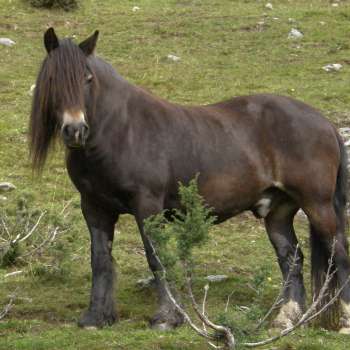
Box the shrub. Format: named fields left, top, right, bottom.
left=0, top=194, right=72, bottom=270
left=28, top=0, right=78, bottom=11
left=144, top=176, right=216, bottom=278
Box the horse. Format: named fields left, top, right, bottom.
left=29, top=28, right=350, bottom=333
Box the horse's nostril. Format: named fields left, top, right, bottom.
left=62, top=124, right=72, bottom=138
left=61, top=122, right=89, bottom=146
left=82, top=123, right=89, bottom=136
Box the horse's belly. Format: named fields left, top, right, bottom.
left=199, top=173, right=268, bottom=219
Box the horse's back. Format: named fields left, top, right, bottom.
left=196, top=94, right=341, bottom=213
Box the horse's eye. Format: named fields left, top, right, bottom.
left=86, top=73, right=93, bottom=83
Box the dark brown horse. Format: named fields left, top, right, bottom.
left=29, top=28, right=350, bottom=333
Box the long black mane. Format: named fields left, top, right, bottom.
left=29, top=39, right=96, bottom=169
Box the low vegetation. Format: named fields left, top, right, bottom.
left=28, top=0, right=78, bottom=11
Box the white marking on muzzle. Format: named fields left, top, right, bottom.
left=63, top=110, right=86, bottom=125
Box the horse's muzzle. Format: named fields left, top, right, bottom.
left=61, top=122, right=89, bottom=148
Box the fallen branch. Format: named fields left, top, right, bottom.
left=185, top=269, right=235, bottom=349
left=17, top=211, right=46, bottom=243
left=20, top=226, right=60, bottom=258
left=0, top=289, right=17, bottom=321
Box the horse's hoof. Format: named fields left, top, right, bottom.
left=151, top=322, right=174, bottom=331
left=150, top=308, right=184, bottom=330
left=339, top=327, right=350, bottom=335
left=78, top=310, right=117, bottom=329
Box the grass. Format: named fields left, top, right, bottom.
left=1, top=0, right=350, bottom=349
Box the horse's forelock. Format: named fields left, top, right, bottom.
left=29, top=40, right=88, bottom=170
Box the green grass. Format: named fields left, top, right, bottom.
left=1, top=0, right=350, bottom=349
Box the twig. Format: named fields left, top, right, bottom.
left=185, top=271, right=235, bottom=349
left=202, top=284, right=209, bottom=333
left=224, top=290, right=235, bottom=313
left=4, top=270, right=23, bottom=278
left=60, top=198, right=73, bottom=216
left=21, top=226, right=60, bottom=258
left=0, top=217, right=10, bottom=239
left=18, top=211, right=45, bottom=243
left=0, top=289, right=17, bottom=320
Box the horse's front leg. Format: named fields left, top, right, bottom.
left=135, top=193, right=184, bottom=330
left=78, top=197, right=119, bottom=328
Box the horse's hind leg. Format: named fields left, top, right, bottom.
left=264, top=201, right=306, bottom=330
left=306, top=201, right=350, bottom=333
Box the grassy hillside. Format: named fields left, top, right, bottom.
left=1, top=0, right=350, bottom=349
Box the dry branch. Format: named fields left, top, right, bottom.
left=0, top=290, right=17, bottom=321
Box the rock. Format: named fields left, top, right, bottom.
left=132, top=6, right=140, bottom=12
left=0, top=182, right=16, bottom=192
left=0, top=195, right=7, bottom=201
left=205, top=275, right=228, bottom=283
left=0, top=38, right=15, bottom=47
left=288, top=28, right=303, bottom=39
left=322, top=63, right=342, bottom=72
left=265, top=3, right=273, bottom=10
left=167, top=54, right=181, bottom=62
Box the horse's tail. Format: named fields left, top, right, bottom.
left=310, top=131, right=348, bottom=328
left=333, top=132, right=348, bottom=236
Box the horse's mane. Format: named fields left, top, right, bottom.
left=29, top=39, right=88, bottom=170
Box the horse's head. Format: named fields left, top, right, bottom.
left=29, top=28, right=99, bottom=168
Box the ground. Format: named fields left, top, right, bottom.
left=1, top=0, right=350, bottom=349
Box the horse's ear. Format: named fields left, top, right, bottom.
left=44, top=27, right=59, bottom=54
left=79, top=30, right=99, bottom=56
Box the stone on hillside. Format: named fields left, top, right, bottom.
left=0, top=182, right=16, bottom=192
left=288, top=28, right=303, bottom=39
left=265, top=3, right=273, bottom=10
left=205, top=275, right=228, bottom=283
left=167, top=54, right=181, bottom=62
left=0, top=38, right=15, bottom=47
left=322, top=63, right=342, bottom=72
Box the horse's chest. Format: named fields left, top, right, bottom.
left=67, top=159, right=133, bottom=213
